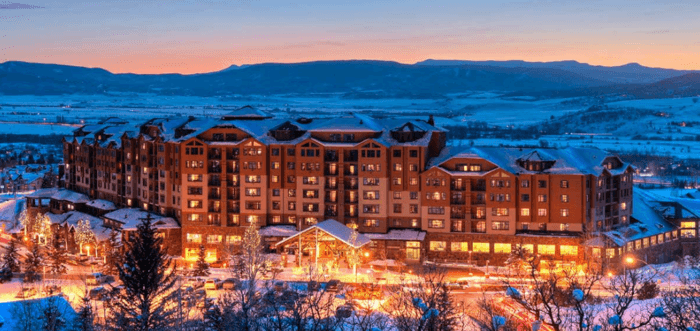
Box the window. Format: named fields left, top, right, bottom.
left=537, top=208, right=547, bottom=216
left=410, top=192, right=418, bottom=200
left=516, top=244, right=534, bottom=254
left=245, top=202, right=261, bottom=210
left=225, top=235, right=241, bottom=245
left=288, top=202, right=296, bottom=210
left=363, top=205, right=380, bottom=214
left=363, top=178, right=380, bottom=186
left=521, top=208, right=530, bottom=216
left=245, top=175, right=261, bottom=183
left=393, top=178, right=402, bottom=185
left=393, top=204, right=402, bottom=213
left=560, top=223, right=570, bottom=231
left=288, top=189, right=296, bottom=197
left=393, top=192, right=401, bottom=199
left=429, top=219, right=444, bottom=228
left=521, top=180, right=530, bottom=188
left=186, top=233, right=202, bottom=243
left=560, top=245, right=578, bottom=256
left=188, top=200, right=202, bottom=208
left=428, top=207, right=445, bottom=215
left=560, top=209, right=570, bottom=217
left=187, top=214, right=201, bottom=222
left=451, top=242, right=469, bottom=252
left=187, top=187, right=203, bottom=195
left=393, top=150, right=401, bottom=157
left=303, top=190, right=319, bottom=198
left=560, top=180, right=569, bottom=188
left=409, top=150, right=418, bottom=158
left=538, top=244, right=555, bottom=255
left=409, top=204, right=418, bottom=214
left=537, top=194, right=547, bottom=202
left=605, top=248, right=615, bottom=258
left=681, top=221, right=696, bottom=238
left=272, top=189, right=280, bottom=196
left=521, top=194, right=530, bottom=202
left=409, top=178, right=418, bottom=185
left=207, top=235, right=222, bottom=244
left=492, top=208, right=509, bottom=216
left=621, top=202, right=627, bottom=210
left=492, top=221, right=509, bottom=230
left=410, top=164, right=419, bottom=172
left=245, top=188, right=261, bottom=196
left=494, top=243, right=511, bottom=254
left=430, top=241, right=446, bottom=251
left=538, top=180, right=547, bottom=188
left=364, top=219, right=379, bottom=227
left=472, top=242, right=489, bottom=253
left=363, top=191, right=380, bottom=200
left=561, top=194, right=569, bottom=203
left=394, top=163, right=402, bottom=171
left=187, top=174, right=202, bottom=182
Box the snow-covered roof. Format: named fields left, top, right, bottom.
left=27, top=188, right=89, bottom=204
left=275, top=219, right=371, bottom=248
left=259, top=225, right=298, bottom=237
left=222, top=106, right=272, bottom=119
left=26, top=187, right=59, bottom=198
left=0, top=199, right=24, bottom=222
left=364, top=229, right=427, bottom=241
left=86, top=199, right=117, bottom=211
left=102, top=208, right=180, bottom=230
left=429, top=146, right=633, bottom=176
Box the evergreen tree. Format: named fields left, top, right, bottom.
left=111, top=213, right=177, bottom=331
left=24, top=243, right=43, bottom=283
left=2, top=237, right=21, bottom=272
left=192, top=244, right=210, bottom=277
left=41, top=295, right=65, bottom=331
left=101, top=229, right=121, bottom=276
left=47, top=240, right=67, bottom=275
left=74, top=290, right=95, bottom=331
left=202, top=304, right=225, bottom=331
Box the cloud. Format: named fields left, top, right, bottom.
left=0, top=2, right=43, bottom=9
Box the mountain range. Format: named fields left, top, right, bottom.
left=1, top=60, right=698, bottom=98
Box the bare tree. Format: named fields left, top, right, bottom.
left=657, top=256, right=700, bottom=331
left=385, top=265, right=457, bottom=331
left=470, top=294, right=518, bottom=331
left=599, top=268, right=664, bottom=331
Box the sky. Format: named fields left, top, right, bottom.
left=1, top=0, right=700, bottom=74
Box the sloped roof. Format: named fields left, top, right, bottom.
left=364, top=229, right=426, bottom=241
left=429, top=146, right=632, bottom=176
left=275, top=219, right=371, bottom=248
left=103, top=208, right=180, bottom=230
left=86, top=199, right=117, bottom=211
left=222, top=106, right=271, bottom=119
left=50, top=189, right=89, bottom=203
left=259, top=225, right=298, bottom=237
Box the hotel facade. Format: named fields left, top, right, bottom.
left=59, top=108, right=638, bottom=269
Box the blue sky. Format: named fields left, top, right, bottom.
left=1, top=0, right=699, bottom=73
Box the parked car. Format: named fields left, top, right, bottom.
left=222, top=278, right=239, bottom=290
left=336, top=304, right=353, bottom=319
left=15, top=287, right=37, bottom=299
left=89, top=286, right=110, bottom=300
left=86, top=272, right=108, bottom=285
left=326, top=280, right=343, bottom=292
left=204, top=278, right=222, bottom=290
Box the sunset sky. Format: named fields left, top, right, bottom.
left=1, top=0, right=699, bottom=74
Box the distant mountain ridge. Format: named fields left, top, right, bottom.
left=0, top=59, right=697, bottom=97
left=416, top=59, right=694, bottom=84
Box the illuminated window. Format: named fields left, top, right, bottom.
left=561, top=194, right=569, bottom=203
left=606, top=248, right=615, bottom=258
left=494, top=243, right=511, bottom=254
left=225, top=235, right=241, bottom=245
left=451, top=242, right=469, bottom=252
left=187, top=174, right=202, bottom=182
left=472, top=242, right=489, bottom=253
left=620, top=202, right=627, bottom=210
left=560, top=245, right=578, bottom=256
left=492, top=221, right=509, bottom=230
left=188, top=200, right=202, bottom=208
left=560, top=209, right=570, bottom=217
left=186, top=233, right=202, bottom=243
left=207, top=235, right=222, bottom=244
left=429, top=219, right=444, bottom=228
left=538, top=244, right=555, bottom=255
left=538, top=208, right=547, bottom=217
left=430, top=241, right=446, bottom=251
left=521, top=208, right=530, bottom=216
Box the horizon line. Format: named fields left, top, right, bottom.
left=2, top=58, right=697, bottom=76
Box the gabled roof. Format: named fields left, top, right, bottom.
left=275, top=219, right=371, bottom=248
left=102, top=208, right=180, bottom=230
left=222, top=106, right=272, bottom=119
left=364, top=229, right=426, bottom=241
left=26, top=188, right=88, bottom=203
left=86, top=199, right=117, bottom=211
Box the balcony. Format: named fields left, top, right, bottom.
left=451, top=199, right=466, bottom=205
left=451, top=185, right=467, bottom=191
left=226, top=166, right=239, bottom=173
left=227, top=216, right=239, bottom=227
left=451, top=213, right=467, bottom=219
left=209, top=206, right=221, bottom=213
left=472, top=199, right=486, bottom=206
left=207, top=219, right=221, bottom=226
left=228, top=208, right=240, bottom=214
left=208, top=152, right=221, bottom=160
left=345, top=183, right=358, bottom=190
left=345, top=212, right=358, bottom=217
left=345, top=197, right=358, bottom=203
left=209, top=192, right=221, bottom=199
left=325, top=211, right=338, bottom=217
left=325, top=182, right=338, bottom=189
left=471, top=214, right=486, bottom=220
left=208, top=166, right=221, bottom=174
left=472, top=185, right=486, bottom=192
left=208, top=179, right=221, bottom=186
left=227, top=180, right=239, bottom=187
left=344, top=170, right=358, bottom=176
left=226, top=153, right=238, bottom=160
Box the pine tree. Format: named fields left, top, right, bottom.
left=202, top=304, right=225, bottom=331
left=111, top=213, right=177, bottom=331
left=24, top=243, right=43, bottom=283
left=2, top=237, right=21, bottom=272
left=192, top=244, right=210, bottom=277
left=101, top=229, right=121, bottom=276
left=41, top=295, right=65, bottom=331
left=47, top=240, right=67, bottom=275
left=74, top=290, right=95, bottom=331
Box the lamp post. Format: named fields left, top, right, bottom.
left=625, top=256, right=665, bottom=290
